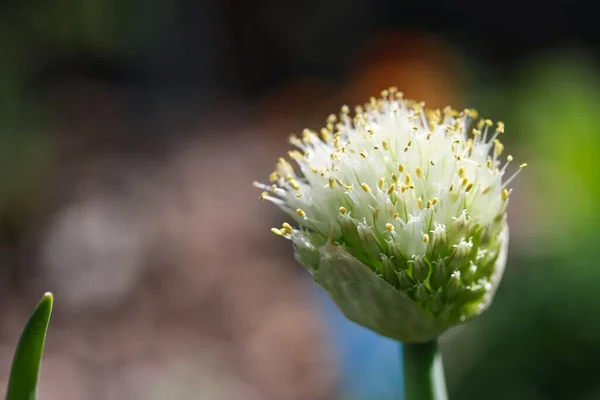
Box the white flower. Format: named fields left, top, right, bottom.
left=255, top=88, right=524, bottom=342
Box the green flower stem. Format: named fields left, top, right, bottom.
left=403, top=339, right=448, bottom=400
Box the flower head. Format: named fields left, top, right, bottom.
left=255, top=88, right=524, bottom=342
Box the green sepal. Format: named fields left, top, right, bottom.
left=313, top=244, right=447, bottom=343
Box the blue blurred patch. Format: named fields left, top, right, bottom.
left=315, top=288, right=404, bottom=400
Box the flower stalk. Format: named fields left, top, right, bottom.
left=403, top=340, right=447, bottom=400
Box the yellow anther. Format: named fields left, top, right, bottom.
left=465, top=183, right=474, bottom=192
left=426, top=201, right=432, bottom=209
left=289, top=179, right=300, bottom=190
left=271, top=228, right=284, bottom=236
left=341, top=105, right=350, bottom=114
left=415, top=167, right=423, bottom=178
left=361, top=183, right=372, bottom=193
left=507, top=155, right=513, bottom=162
left=494, top=139, right=504, bottom=155
left=282, top=222, right=293, bottom=233
left=449, top=184, right=455, bottom=191
left=302, top=129, right=314, bottom=143
left=484, top=119, right=493, bottom=126
left=344, top=184, right=354, bottom=190
left=327, top=114, right=337, bottom=124
left=422, top=234, right=430, bottom=244
left=311, top=167, right=318, bottom=173
left=269, top=172, right=279, bottom=182
left=501, top=189, right=509, bottom=201
left=472, top=128, right=481, bottom=136
left=329, top=177, right=335, bottom=189
left=320, top=128, right=331, bottom=142
left=458, top=167, right=466, bottom=178
left=496, top=121, right=505, bottom=133
left=482, top=186, right=492, bottom=194
left=430, top=160, right=435, bottom=166
left=360, top=151, right=368, bottom=158
left=374, top=208, right=380, bottom=219
left=296, top=193, right=303, bottom=198
left=382, top=140, right=389, bottom=150
left=519, top=163, right=528, bottom=168
left=405, top=173, right=412, bottom=185
left=378, top=177, right=385, bottom=190
left=296, top=208, right=307, bottom=218
left=391, top=173, right=399, bottom=183
left=260, top=191, right=268, bottom=201
left=339, top=206, right=348, bottom=215
left=399, top=164, right=405, bottom=173
left=486, top=160, right=493, bottom=168
left=288, top=150, right=303, bottom=160
left=401, top=185, right=409, bottom=193
left=431, top=197, right=439, bottom=205
left=387, top=184, right=396, bottom=195
left=385, top=223, right=395, bottom=232
left=417, top=197, right=423, bottom=209
left=461, top=178, right=469, bottom=187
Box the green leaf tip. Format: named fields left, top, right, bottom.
left=5, top=293, right=54, bottom=400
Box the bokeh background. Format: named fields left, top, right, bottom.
left=0, top=0, right=598, bottom=399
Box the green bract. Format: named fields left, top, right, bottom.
left=255, top=89, right=522, bottom=343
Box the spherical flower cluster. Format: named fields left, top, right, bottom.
left=255, top=88, right=525, bottom=342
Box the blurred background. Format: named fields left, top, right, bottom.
left=0, top=0, right=598, bottom=399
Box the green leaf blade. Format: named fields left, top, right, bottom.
left=5, top=293, right=54, bottom=400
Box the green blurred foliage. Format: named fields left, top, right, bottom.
left=514, top=53, right=600, bottom=245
